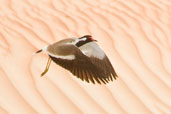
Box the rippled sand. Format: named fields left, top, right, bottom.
left=0, top=0, right=170, bottom=114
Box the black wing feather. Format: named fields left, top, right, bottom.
left=48, top=44, right=117, bottom=84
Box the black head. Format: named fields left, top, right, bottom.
left=75, top=35, right=97, bottom=47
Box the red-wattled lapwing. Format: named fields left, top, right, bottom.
left=34, top=35, right=118, bottom=84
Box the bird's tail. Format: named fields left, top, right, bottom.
left=32, top=49, right=42, bottom=55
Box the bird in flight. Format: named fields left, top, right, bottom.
left=34, top=35, right=118, bottom=84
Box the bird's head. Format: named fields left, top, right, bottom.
left=75, top=35, right=97, bottom=47
left=79, top=35, right=97, bottom=42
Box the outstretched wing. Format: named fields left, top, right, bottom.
left=79, top=42, right=118, bottom=81
left=48, top=44, right=115, bottom=84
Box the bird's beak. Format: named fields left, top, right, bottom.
left=93, top=39, right=97, bottom=42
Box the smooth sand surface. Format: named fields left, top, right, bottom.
left=0, top=0, right=170, bottom=114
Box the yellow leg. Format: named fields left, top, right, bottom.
left=41, top=57, right=52, bottom=77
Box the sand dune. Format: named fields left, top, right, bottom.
left=0, top=0, right=170, bottom=114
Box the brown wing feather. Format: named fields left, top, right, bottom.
left=89, top=56, right=118, bottom=81
left=49, top=55, right=104, bottom=84
left=48, top=45, right=117, bottom=84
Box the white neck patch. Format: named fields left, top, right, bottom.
left=72, top=37, right=87, bottom=45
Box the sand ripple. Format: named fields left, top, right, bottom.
left=0, top=0, right=170, bottom=114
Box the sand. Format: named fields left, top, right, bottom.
left=0, top=0, right=170, bottom=114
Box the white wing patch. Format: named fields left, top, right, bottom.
left=42, top=45, right=75, bottom=60
left=48, top=53, right=75, bottom=60
left=79, top=42, right=105, bottom=60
